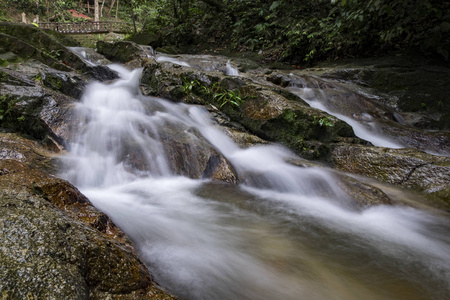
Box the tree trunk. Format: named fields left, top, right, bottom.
left=115, top=0, right=119, bottom=20
left=109, top=0, right=115, bottom=17
left=94, top=0, right=99, bottom=22
left=100, top=0, right=105, bottom=18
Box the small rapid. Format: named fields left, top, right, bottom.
left=61, top=63, right=450, bottom=300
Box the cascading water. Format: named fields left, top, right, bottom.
left=287, top=78, right=404, bottom=149
left=225, top=60, right=240, bottom=76
left=61, top=62, right=450, bottom=300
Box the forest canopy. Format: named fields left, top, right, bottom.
left=1, top=0, right=449, bottom=64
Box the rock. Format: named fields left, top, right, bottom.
left=222, top=86, right=357, bottom=159
left=0, top=31, right=73, bottom=72
left=97, top=40, right=155, bottom=65
left=0, top=134, right=175, bottom=299
left=330, top=144, right=450, bottom=208
left=0, top=132, right=60, bottom=174
left=130, top=33, right=161, bottom=47
left=0, top=79, right=78, bottom=146
left=337, top=174, right=394, bottom=207
left=0, top=23, right=118, bottom=82
left=158, top=124, right=238, bottom=184
left=317, top=56, right=450, bottom=130
left=224, top=128, right=269, bottom=148
left=155, top=45, right=179, bottom=55
left=142, top=58, right=358, bottom=160
left=266, top=68, right=450, bottom=156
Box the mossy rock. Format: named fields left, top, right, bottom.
left=142, top=59, right=358, bottom=160
left=130, top=33, right=161, bottom=47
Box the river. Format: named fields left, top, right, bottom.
left=61, top=57, right=450, bottom=300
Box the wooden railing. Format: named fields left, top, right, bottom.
left=38, top=22, right=133, bottom=34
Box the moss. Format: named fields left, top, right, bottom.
left=44, top=73, right=63, bottom=90
left=0, top=94, right=47, bottom=140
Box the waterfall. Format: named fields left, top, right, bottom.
left=61, top=64, right=450, bottom=300
left=288, top=83, right=404, bottom=149
left=225, top=60, right=239, bottom=76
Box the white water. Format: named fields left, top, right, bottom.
left=290, top=87, right=404, bottom=148
left=156, top=55, right=191, bottom=67
left=225, top=60, right=239, bottom=76
left=62, top=65, right=450, bottom=300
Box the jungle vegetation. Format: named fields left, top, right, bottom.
left=1, top=0, right=449, bottom=64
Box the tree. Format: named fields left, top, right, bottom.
left=94, top=0, right=99, bottom=22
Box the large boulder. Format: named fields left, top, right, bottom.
left=97, top=40, right=155, bottom=68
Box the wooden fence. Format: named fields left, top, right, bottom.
left=38, top=22, right=133, bottom=34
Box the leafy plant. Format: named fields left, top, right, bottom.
left=181, top=78, right=199, bottom=95
left=0, top=95, right=19, bottom=121
left=314, top=116, right=334, bottom=128
left=214, top=89, right=244, bottom=108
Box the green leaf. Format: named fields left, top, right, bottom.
left=269, top=1, right=281, bottom=11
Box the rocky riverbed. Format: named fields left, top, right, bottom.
left=1, top=22, right=449, bottom=298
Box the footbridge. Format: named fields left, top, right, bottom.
left=38, top=22, right=133, bottom=34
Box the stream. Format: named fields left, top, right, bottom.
left=61, top=55, right=450, bottom=300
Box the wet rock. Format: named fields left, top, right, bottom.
left=0, top=132, right=60, bottom=174
left=330, top=144, right=450, bottom=207
left=337, top=175, right=394, bottom=207
left=0, top=134, right=175, bottom=299
left=130, top=33, right=161, bottom=47
left=155, top=45, right=179, bottom=55
left=317, top=56, right=450, bottom=130
left=159, top=124, right=238, bottom=184
left=142, top=60, right=357, bottom=160
left=224, top=128, right=269, bottom=148
left=223, top=86, right=356, bottom=159
left=0, top=81, right=78, bottom=146
left=266, top=69, right=450, bottom=156
left=0, top=31, right=73, bottom=72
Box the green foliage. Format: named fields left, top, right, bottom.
left=34, top=73, right=42, bottom=82
left=181, top=76, right=245, bottom=108
left=181, top=78, right=198, bottom=94
left=0, top=95, right=24, bottom=123
left=214, top=89, right=244, bottom=108
left=136, top=0, right=449, bottom=63
left=314, top=116, right=334, bottom=128
left=0, top=59, right=9, bottom=67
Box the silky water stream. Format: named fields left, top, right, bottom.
left=61, top=64, right=450, bottom=300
